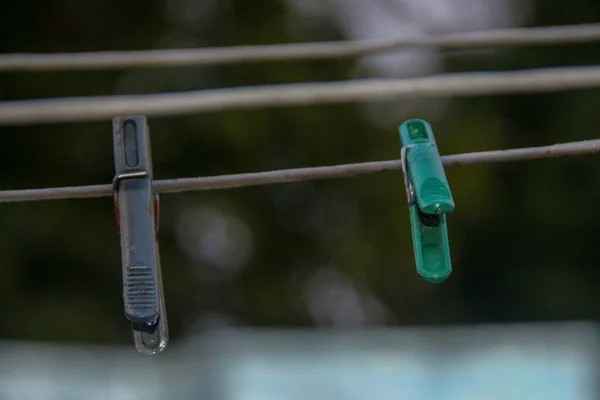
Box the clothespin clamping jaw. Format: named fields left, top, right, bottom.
left=399, top=119, right=455, bottom=283
left=113, top=116, right=168, bottom=354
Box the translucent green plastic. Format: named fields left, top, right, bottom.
left=399, top=119, right=454, bottom=283
left=408, top=206, right=451, bottom=283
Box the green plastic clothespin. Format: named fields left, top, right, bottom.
left=399, top=119, right=454, bottom=283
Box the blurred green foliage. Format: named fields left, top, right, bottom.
left=0, top=0, right=599, bottom=347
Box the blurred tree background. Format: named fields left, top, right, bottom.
left=0, top=0, right=598, bottom=347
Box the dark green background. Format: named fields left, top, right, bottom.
left=0, top=0, right=599, bottom=346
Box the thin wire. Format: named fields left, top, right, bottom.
left=0, top=138, right=598, bottom=203
left=3, top=66, right=600, bottom=126
left=2, top=24, right=600, bottom=71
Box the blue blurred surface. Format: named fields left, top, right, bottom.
left=0, top=322, right=597, bottom=399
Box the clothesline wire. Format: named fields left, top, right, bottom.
left=1, top=26, right=599, bottom=204
left=3, top=65, right=600, bottom=126
left=2, top=23, right=600, bottom=71
left=0, top=138, right=598, bottom=204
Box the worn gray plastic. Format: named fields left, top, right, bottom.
left=113, top=115, right=168, bottom=354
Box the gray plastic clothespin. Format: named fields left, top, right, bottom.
left=112, top=115, right=168, bottom=355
